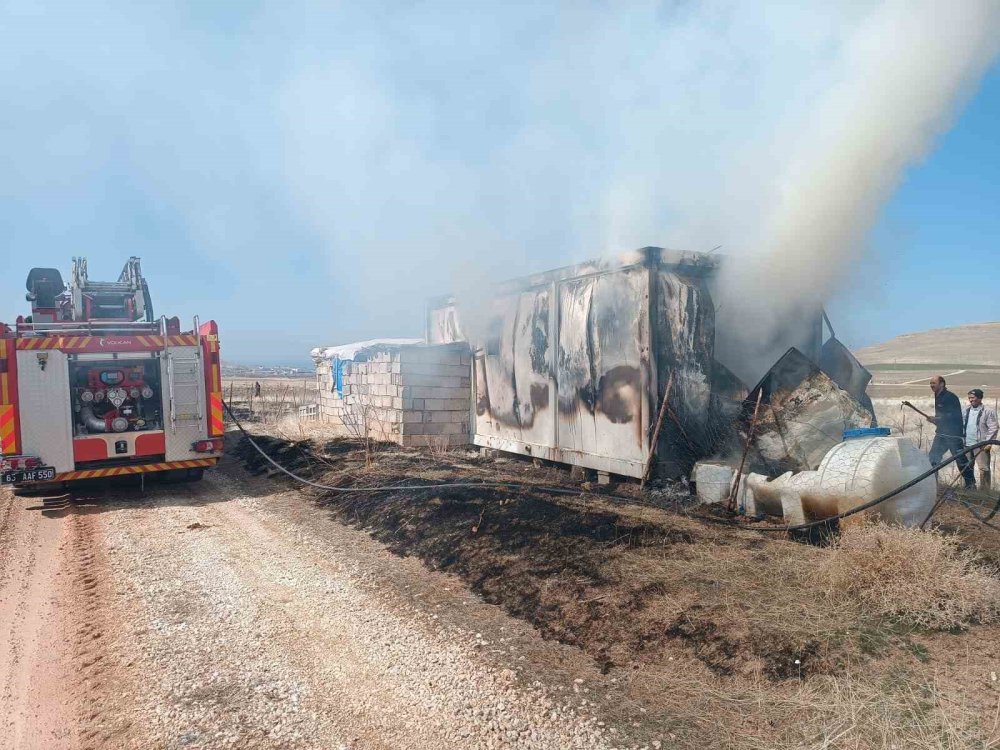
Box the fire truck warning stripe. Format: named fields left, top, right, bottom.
left=209, top=395, right=224, bottom=436
left=14, top=334, right=202, bottom=352
left=0, top=406, right=17, bottom=454
left=53, top=458, right=217, bottom=481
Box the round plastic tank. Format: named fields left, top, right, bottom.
left=805, top=436, right=935, bottom=526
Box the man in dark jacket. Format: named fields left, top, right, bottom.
left=928, top=375, right=974, bottom=487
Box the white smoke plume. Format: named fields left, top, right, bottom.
left=0, top=3, right=997, bottom=364
left=714, top=0, right=1000, bottom=384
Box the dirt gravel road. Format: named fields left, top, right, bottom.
left=0, top=455, right=628, bottom=750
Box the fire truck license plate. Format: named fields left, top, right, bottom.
left=1, top=466, right=56, bottom=484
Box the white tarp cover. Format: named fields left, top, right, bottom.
left=310, top=338, right=423, bottom=362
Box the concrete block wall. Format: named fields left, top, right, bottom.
left=313, top=344, right=471, bottom=447
left=315, top=360, right=352, bottom=436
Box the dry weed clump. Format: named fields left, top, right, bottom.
left=633, top=664, right=992, bottom=750
left=821, top=523, right=1000, bottom=630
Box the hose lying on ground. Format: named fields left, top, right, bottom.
left=224, top=399, right=637, bottom=500
left=223, top=400, right=1000, bottom=533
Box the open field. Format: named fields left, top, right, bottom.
left=859, top=324, right=1000, bottom=480
left=6, top=336, right=1000, bottom=748
left=857, top=322, right=1000, bottom=367
left=868, top=366, right=1000, bottom=403
left=222, top=376, right=318, bottom=425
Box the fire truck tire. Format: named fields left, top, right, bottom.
left=12, top=482, right=64, bottom=497
left=159, top=467, right=205, bottom=483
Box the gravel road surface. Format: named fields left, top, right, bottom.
left=0, top=455, right=632, bottom=750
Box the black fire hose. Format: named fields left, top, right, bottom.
left=223, top=398, right=640, bottom=500
left=223, top=399, right=999, bottom=533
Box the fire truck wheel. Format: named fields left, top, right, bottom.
left=159, top=467, right=205, bottom=483
left=12, top=482, right=63, bottom=497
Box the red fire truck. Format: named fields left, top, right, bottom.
left=0, top=258, right=224, bottom=487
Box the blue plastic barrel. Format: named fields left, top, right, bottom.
left=843, top=427, right=891, bottom=440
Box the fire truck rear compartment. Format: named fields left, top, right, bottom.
left=8, top=258, right=222, bottom=480
left=70, top=357, right=166, bottom=467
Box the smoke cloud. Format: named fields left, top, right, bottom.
left=0, top=3, right=997, bottom=364
left=714, top=0, right=1000, bottom=384
left=275, top=1, right=865, bottom=345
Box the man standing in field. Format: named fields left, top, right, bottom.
left=963, top=388, right=998, bottom=489
left=928, top=375, right=975, bottom=487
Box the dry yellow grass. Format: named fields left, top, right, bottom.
left=630, top=664, right=996, bottom=750
left=821, top=523, right=1000, bottom=630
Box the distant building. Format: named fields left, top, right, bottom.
left=311, top=339, right=471, bottom=448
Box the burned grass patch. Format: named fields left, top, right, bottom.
left=233, top=435, right=315, bottom=475
left=231, top=431, right=1000, bottom=685
left=232, top=433, right=849, bottom=678
left=332, top=484, right=858, bottom=679
left=229, top=429, right=1000, bottom=747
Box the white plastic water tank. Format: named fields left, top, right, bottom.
left=806, top=436, right=936, bottom=527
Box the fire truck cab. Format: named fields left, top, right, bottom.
left=1, top=257, right=224, bottom=487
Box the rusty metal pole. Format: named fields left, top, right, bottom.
left=640, top=371, right=674, bottom=490
left=728, top=387, right=764, bottom=513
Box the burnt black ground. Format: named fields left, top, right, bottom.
left=231, top=433, right=854, bottom=679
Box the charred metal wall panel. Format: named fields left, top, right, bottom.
left=436, top=248, right=715, bottom=478
left=475, top=288, right=554, bottom=449
left=555, top=268, right=648, bottom=467
left=653, top=270, right=715, bottom=476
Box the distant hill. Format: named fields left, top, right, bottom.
left=855, top=322, right=1000, bottom=367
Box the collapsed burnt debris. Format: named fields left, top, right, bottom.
left=701, top=350, right=939, bottom=529
left=744, top=347, right=875, bottom=475
left=426, top=246, right=876, bottom=484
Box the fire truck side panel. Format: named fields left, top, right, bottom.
left=72, top=431, right=167, bottom=463
left=15, top=349, right=75, bottom=472
left=161, top=345, right=208, bottom=462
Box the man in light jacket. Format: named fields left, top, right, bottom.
left=963, top=388, right=999, bottom=489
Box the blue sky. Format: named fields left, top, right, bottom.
left=1, top=2, right=997, bottom=365
left=827, top=61, right=1000, bottom=348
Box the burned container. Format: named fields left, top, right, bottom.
left=427, top=247, right=717, bottom=478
